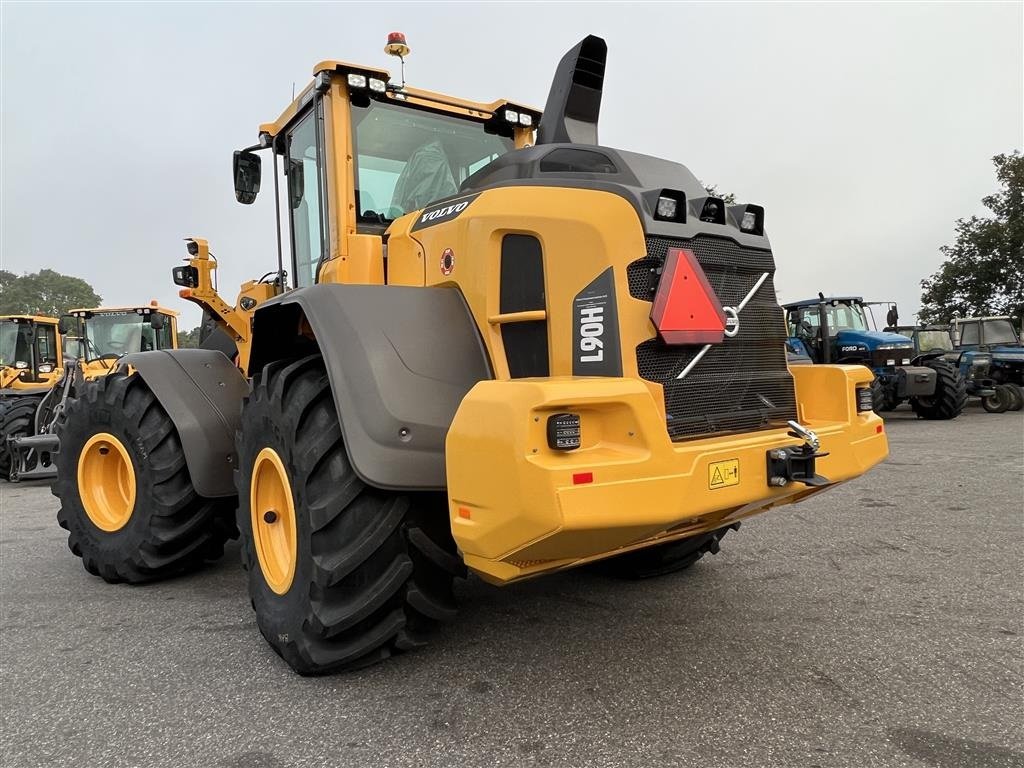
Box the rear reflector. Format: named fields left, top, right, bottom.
left=650, top=247, right=726, bottom=345
left=572, top=472, right=593, bottom=485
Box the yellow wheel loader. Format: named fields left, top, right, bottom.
left=54, top=35, right=887, bottom=674
left=0, top=314, right=63, bottom=477
left=5, top=304, right=178, bottom=481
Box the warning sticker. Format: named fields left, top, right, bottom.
left=708, top=459, right=740, bottom=489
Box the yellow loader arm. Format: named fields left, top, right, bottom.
left=173, top=237, right=280, bottom=370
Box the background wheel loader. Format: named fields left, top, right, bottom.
left=1, top=314, right=64, bottom=477
left=54, top=34, right=888, bottom=675
left=3, top=304, right=178, bottom=481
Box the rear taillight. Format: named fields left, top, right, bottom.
left=856, top=387, right=874, bottom=413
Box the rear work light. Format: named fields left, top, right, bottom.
left=856, top=387, right=874, bottom=413
left=653, top=189, right=686, bottom=222
left=547, top=413, right=581, bottom=450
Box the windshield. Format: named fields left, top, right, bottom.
left=983, top=319, right=1020, bottom=345
left=82, top=313, right=171, bottom=360
left=916, top=330, right=953, bottom=352
left=351, top=100, right=514, bottom=227
left=788, top=301, right=869, bottom=337
left=0, top=320, right=24, bottom=367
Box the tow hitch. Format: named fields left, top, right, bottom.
left=766, top=420, right=830, bottom=488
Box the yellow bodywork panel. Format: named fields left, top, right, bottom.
left=447, top=365, right=886, bottom=584
left=388, top=186, right=657, bottom=388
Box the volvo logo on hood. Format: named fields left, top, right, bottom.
left=410, top=193, right=480, bottom=232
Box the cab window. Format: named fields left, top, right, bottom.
left=286, top=108, right=327, bottom=288
left=351, top=100, right=513, bottom=230
left=981, top=319, right=1019, bottom=345
left=958, top=322, right=979, bottom=346
left=36, top=324, right=58, bottom=364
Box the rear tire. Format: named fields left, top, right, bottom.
left=590, top=524, right=738, bottom=579
left=1005, top=384, right=1023, bottom=412
left=910, top=359, right=966, bottom=420
left=0, top=396, right=41, bottom=479
left=236, top=354, right=463, bottom=676
left=54, top=371, right=236, bottom=583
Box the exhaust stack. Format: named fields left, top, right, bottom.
left=536, top=35, right=607, bottom=146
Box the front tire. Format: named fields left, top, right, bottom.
left=54, top=371, right=236, bottom=583
left=870, top=379, right=899, bottom=412
left=236, top=355, right=463, bottom=676
left=910, top=359, right=966, bottom=420
left=0, top=396, right=41, bottom=479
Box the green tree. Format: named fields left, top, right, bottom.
left=176, top=326, right=202, bottom=348
left=702, top=184, right=737, bottom=205
left=0, top=269, right=102, bottom=317
left=919, top=152, right=1023, bottom=324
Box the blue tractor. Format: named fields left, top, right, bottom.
left=950, top=316, right=1024, bottom=412
left=783, top=296, right=966, bottom=419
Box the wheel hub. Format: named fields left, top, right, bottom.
left=250, top=447, right=297, bottom=595
left=77, top=432, right=136, bottom=532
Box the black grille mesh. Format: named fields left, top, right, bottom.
left=630, top=236, right=797, bottom=440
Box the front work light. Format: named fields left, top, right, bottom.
left=347, top=73, right=367, bottom=89
left=518, top=113, right=533, bottom=127
left=740, top=211, right=757, bottom=231
left=547, top=413, right=581, bottom=451
left=368, top=78, right=387, bottom=93
left=504, top=109, right=519, bottom=123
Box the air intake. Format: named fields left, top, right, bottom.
left=536, top=35, right=607, bottom=146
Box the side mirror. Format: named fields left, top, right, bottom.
left=58, top=315, right=76, bottom=335
left=149, top=313, right=166, bottom=331
left=287, top=159, right=305, bottom=210
left=233, top=150, right=261, bottom=205
left=886, top=305, right=899, bottom=328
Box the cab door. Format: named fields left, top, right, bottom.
left=284, top=99, right=329, bottom=288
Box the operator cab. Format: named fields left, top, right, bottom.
left=785, top=297, right=871, bottom=363
left=953, top=317, right=1021, bottom=349
left=0, top=316, right=60, bottom=383
left=232, top=36, right=538, bottom=291
left=64, top=306, right=178, bottom=364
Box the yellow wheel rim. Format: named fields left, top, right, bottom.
left=250, top=447, right=298, bottom=595
left=77, top=432, right=137, bottom=532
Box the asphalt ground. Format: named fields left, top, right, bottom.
left=1, top=403, right=1022, bottom=768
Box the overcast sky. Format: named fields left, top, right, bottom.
left=2, top=2, right=1021, bottom=329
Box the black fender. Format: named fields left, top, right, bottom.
left=249, top=284, right=492, bottom=490
left=911, top=350, right=946, bottom=366
left=122, top=349, right=248, bottom=498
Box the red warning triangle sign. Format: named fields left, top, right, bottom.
left=651, top=247, right=726, bottom=345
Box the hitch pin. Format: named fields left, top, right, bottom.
left=786, top=419, right=820, bottom=453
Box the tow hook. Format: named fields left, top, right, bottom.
left=766, top=420, right=830, bottom=488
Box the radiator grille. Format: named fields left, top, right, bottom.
left=629, top=236, right=797, bottom=440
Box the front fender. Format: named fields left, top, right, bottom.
left=123, top=349, right=248, bottom=498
